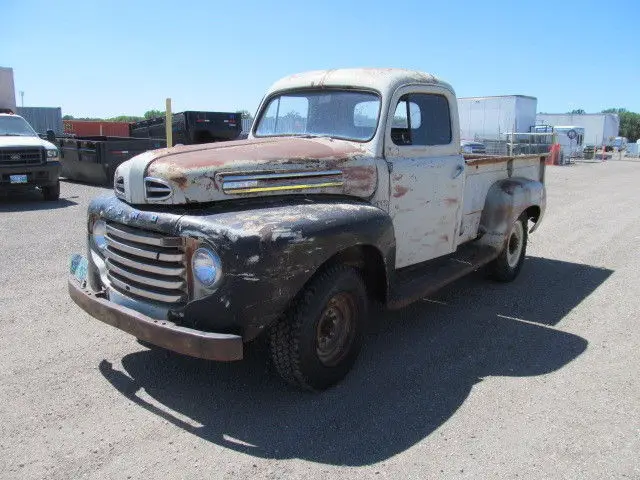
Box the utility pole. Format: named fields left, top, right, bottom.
left=19, top=91, right=24, bottom=107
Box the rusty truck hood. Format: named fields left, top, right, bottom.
left=115, top=136, right=378, bottom=205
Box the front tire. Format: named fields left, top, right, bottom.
left=42, top=181, right=60, bottom=201
left=487, top=215, right=528, bottom=282
left=269, top=265, right=368, bottom=391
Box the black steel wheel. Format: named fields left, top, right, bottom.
left=269, top=264, right=367, bottom=391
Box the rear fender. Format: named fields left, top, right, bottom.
left=477, top=178, right=546, bottom=250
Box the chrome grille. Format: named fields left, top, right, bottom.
left=114, top=176, right=125, bottom=197
left=104, top=221, right=187, bottom=304
left=145, top=177, right=172, bottom=200
left=0, top=148, right=44, bottom=166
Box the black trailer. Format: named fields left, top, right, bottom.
left=57, top=136, right=166, bottom=186
left=130, top=111, right=242, bottom=146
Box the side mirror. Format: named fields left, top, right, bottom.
left=46, top=129, right=56, bottom=143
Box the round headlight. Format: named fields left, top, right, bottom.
left=92, top=219, right=107, bottom=252
left=192, top=247, right=222, bottom=288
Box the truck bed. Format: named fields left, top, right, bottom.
left=57, top=136, right=166, bottom=186
left=458, top=154, right=546, bottom=245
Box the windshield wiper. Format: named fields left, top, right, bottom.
left=1, top=133, right=25, bottom=136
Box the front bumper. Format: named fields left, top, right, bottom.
left=0, top=161, right=61, bottom=189
left=68, top=276, right=243, bottom=361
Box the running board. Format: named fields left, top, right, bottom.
left=388, top=243, right=498, bottom=310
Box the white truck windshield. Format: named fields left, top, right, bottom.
left=254, top=90, right=380, bottom=142
left=0, top=116, right=38, bottom=137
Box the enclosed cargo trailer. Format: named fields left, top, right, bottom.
left=535, top=113, right=619, bottom=147
left=0, top=66, right=17, bottom=113
left=458, top=95, right=538, bottom=141
left=17, top=107, right=63, bottom=135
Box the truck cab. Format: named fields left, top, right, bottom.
left=0, top=112, right=61, bottom=200
left=69, top=68, right=546, bottom=391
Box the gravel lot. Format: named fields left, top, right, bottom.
left=1, top=160, right=639, bottom=479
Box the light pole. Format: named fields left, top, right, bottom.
left=19, top=91, right=24, bottom=107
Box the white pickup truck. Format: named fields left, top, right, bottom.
left=69, top=68, right=546, bottom=391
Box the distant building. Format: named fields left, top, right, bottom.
left=535, top=113, right=619, bottom=146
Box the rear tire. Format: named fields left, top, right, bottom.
left=42, top=181, right=60, bottom=201
left=269, top=264, right=368, bottom=391
left=487, top=215, right=528, bottom=282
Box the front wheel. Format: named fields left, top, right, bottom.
left=42, top=181, right=60, bottom=201
left=269, top=265, right=368, bottom=391
left=487, top=215, right=528, bottom=282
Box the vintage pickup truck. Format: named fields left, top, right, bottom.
left=69, top=68, right=546, bottom=391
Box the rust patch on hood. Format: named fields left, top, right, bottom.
left=147, top=137, right=365, bottom=171
left=393, top=185, right=409, bottom=198
left=144, top=137, right=377, bottom=204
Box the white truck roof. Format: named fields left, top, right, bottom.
left=265, top=68, right=455, bottom=96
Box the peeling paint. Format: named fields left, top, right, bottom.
left=393, top=185, right=409, bottom=198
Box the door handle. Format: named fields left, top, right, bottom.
left=452, top=165, right=464, bottom=179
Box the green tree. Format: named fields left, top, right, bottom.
left=63, top=114, right=75, bottom=120
left=602, top=108, right=640, bottom=142
left=144, top=109, right=165, bottom=120
left=568, top=109, right=586, bottom=114
left=236, top=109, right=253, bottom=120
left=107, top=115, right=143, bottom=122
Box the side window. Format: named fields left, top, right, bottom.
left=391, top=93, right=452, bottom=146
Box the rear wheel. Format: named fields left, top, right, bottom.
left=487, top=215, right=528, bottom=282
left=42, top=180, right=60, bottom=201
left=269, top=265, right=368, bottom=391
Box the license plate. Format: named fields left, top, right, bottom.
left=10, top=174, right=28, bottom=184
left=70, top=254, right=88, bottom=284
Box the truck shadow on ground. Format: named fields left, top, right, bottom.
left=0, top=192, right=78, bottom=212
left=99, top=256, right=612, bottom=466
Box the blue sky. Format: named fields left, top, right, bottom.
left=2, top=0, right=638, bottom=117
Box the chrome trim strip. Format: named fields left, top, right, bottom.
left=106, top=236, right=183, bottom=262
left=222, top=170, right=342, bottom=182
left=108, top=273, right=185, bottom=303
left=225, top=181, right=344, bottom=194
left=106, top=260, right=185, bottom=290
left=103, top=248, right=185, bottom=276
left=106, top=223, right=182, bottom=248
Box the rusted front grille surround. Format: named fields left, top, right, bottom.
left=103, top=221, right=188, bottom=305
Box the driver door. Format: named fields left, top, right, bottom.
left=385, top=87, right=465, bottom=268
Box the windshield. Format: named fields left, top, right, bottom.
left=0, top=116, right=38, bottom=137
left=254, top=90, right=380, bottom=142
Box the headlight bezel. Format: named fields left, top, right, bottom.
left=91, top=218, right=108, bottom=253
left=46, top=148, right=59, bottom=160
left=191, top=246, right=223, bottom=290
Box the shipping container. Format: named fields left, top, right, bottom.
left=0, top=66, right=16, bottom=112
left=64, top=120, right=131, bottom=137
left=535, top=113, right=619, bottom=147
left=458, top=95, right=538, bottom=141
left=17, top=106, right=63, bottom=135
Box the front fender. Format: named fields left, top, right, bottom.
left=477, top=178, right=546, bottom=250
left=176, top=196, right=395, bottom=339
